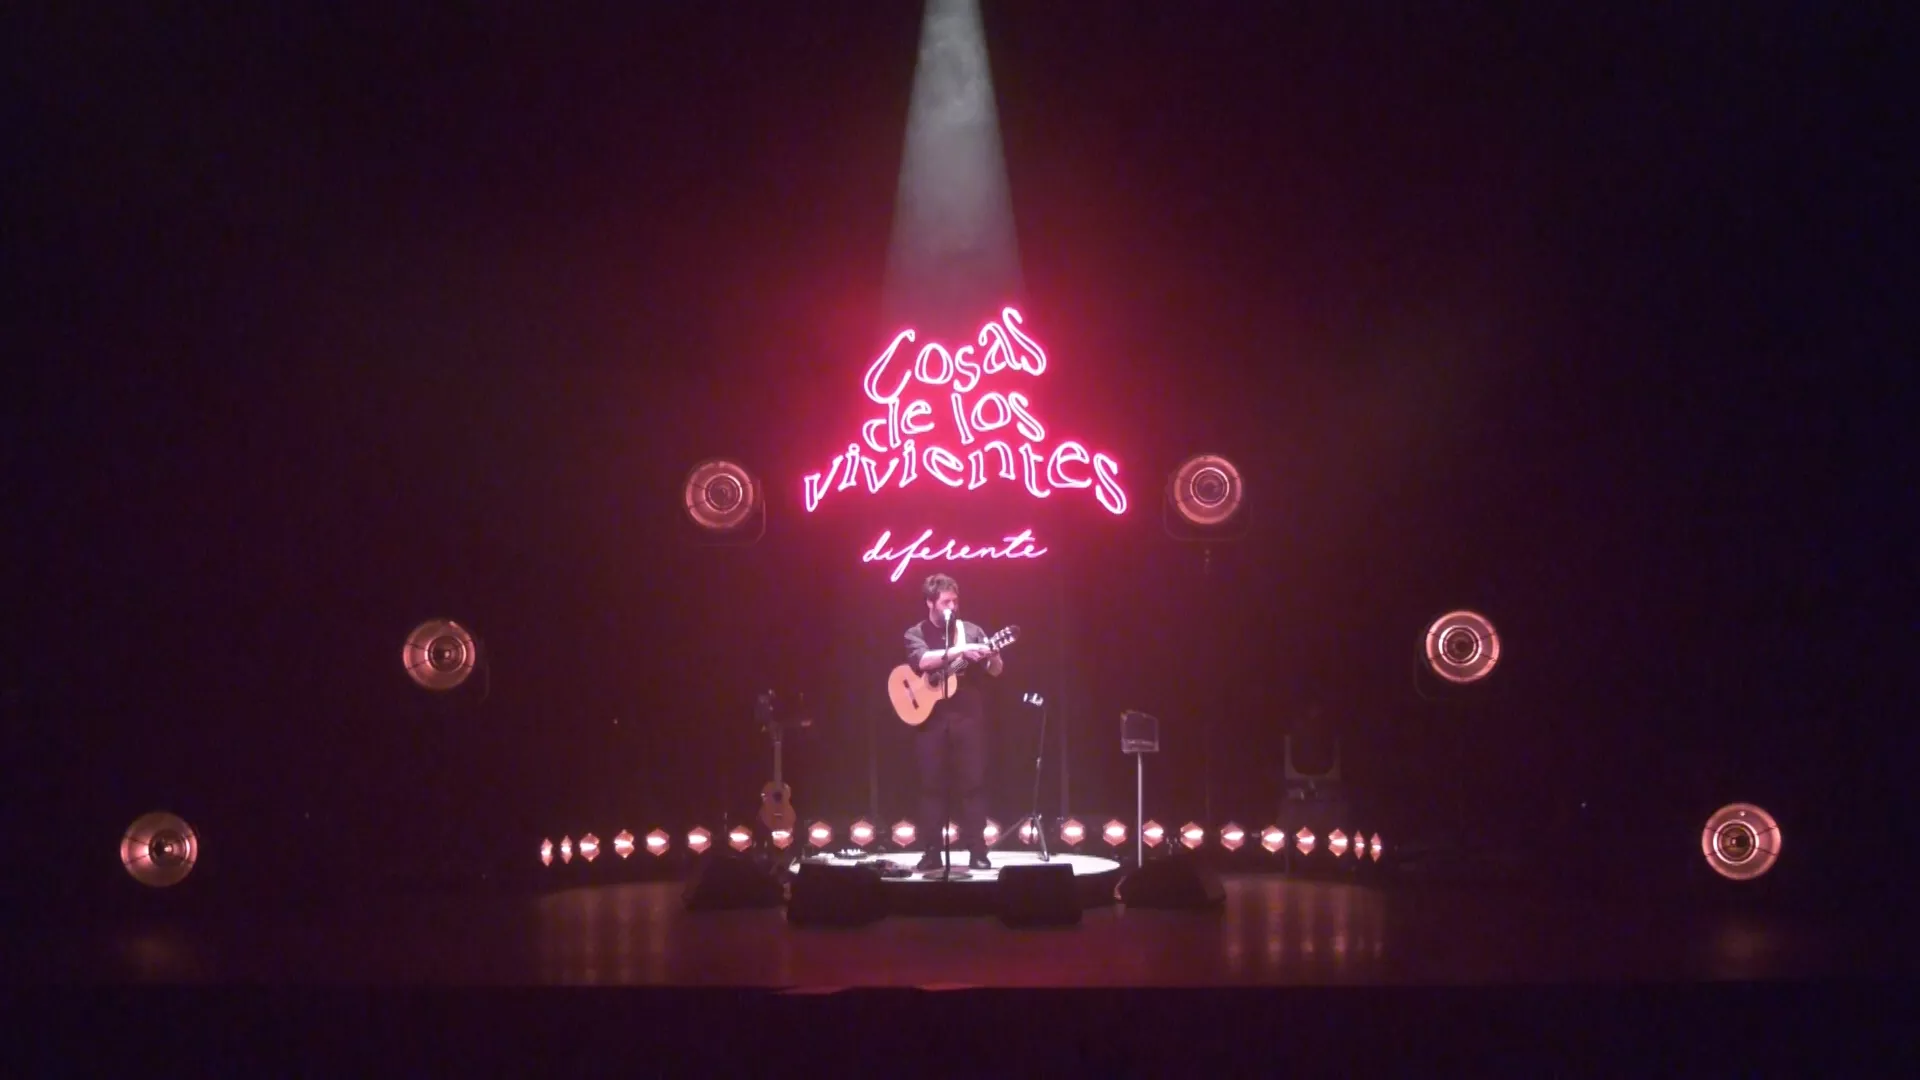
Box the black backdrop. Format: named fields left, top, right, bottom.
left=5, top=4, right=1905, bottom=902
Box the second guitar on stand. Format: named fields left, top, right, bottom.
left=756, top=690, right=798, bottom=835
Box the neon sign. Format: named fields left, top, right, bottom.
left=803, top=308, right=1127, bottom=517
left=861, top=528, right=1047, bottom=583
left=804, top=309, right=1125, bottom=578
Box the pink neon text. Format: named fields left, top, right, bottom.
left=862, top=528, right=1049, bottom=583
left=806, top=308, right=1127, bottom=517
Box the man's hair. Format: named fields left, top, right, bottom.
left=922, top=573, right=959, bottom=602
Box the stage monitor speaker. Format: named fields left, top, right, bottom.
left=683, top=853, right=783, bottom=912
left=787, top=862, right=885, bottom=927
left=997, top=863, right=1082, bottom=927
left=1116, top=854, right=1225, bottom=910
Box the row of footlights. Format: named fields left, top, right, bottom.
left=539, top=818, right=1386, bottom=865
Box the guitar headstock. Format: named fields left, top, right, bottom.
left=994, top=625, right=1021, bottom=648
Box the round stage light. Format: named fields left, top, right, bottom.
left=807, top=822, right=833, bottom=849
left=645, top=829, right=670, bottom=856
left=1017, top=817, right=1040, bottom=845
left=727, top=825, right=753, bottom=852
left=1329, top=829, right=1350, bottom=858
left=1168, top=454, right=1245, bottom=528
left=613, top=830, right=635, bottom=858
left=891, top=820, right=917, bottom=848
left=1060, top=818, right=1086, bottom=847
left=850, top=820, right=877, bottom=848
left=580, top=833, right=601, bottom=863
left=1143, top=821, right=1166, bottom=848
left=682, top=458, right=762, bottom=531
left=1220, top=823, right=1246, bottom=852
left=560, top=836, right=575, bottom=864
left=1424, top=610, right=1501, bottom=684
left=983, top=818, right=1004, bottom=847
left=1103, top=820, right=1128, bottom=847
left=401, top=618, right=479, bottom=692
left=120, top=812, right=199, bottom=888
left=770, top=829, right=793, bottom=850
left=1260, top=826, right=1286, bottom=854
left=1701, top=803, right=1782, bottom=882
left=1369, top=834, right=1383, bottom=862
left=1295, top=828, right=1316, bottom=856
left=1179, top=822, right=1205, bottom=850
left=687, top=827, right=713, bottom=855
left=942, top=822, right=960, bottom=844
left=540, top=838, right=554, bottom=866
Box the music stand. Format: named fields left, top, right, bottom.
left=1121, top=711, right=1160, bottom=866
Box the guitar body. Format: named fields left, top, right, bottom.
left=888, top=665, right=954, bottom=728
left=758, top=780, right=795, bottom=832
left=887, top=625, right=1021, bottom=726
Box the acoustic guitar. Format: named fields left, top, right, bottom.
left=757, top=700, right=797, bottom=835
left=887, top=624, right=1020, bottom=726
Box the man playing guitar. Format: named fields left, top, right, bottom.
left=903, top=572, right=1003, bottom=871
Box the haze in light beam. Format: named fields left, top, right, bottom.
left=885, top=0, right=1023, bottom=332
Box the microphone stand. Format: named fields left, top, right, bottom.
left=1028, top=695, right=1051, bottom=862
left=929, top=611, right=970, bottom=881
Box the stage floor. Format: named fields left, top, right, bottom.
left=8, top=873, right=1903, bottom=989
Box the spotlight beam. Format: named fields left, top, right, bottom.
left=886, top=0, right=1022, bottom=328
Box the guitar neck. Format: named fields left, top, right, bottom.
left=945, top=629, right=1013, bottom=670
